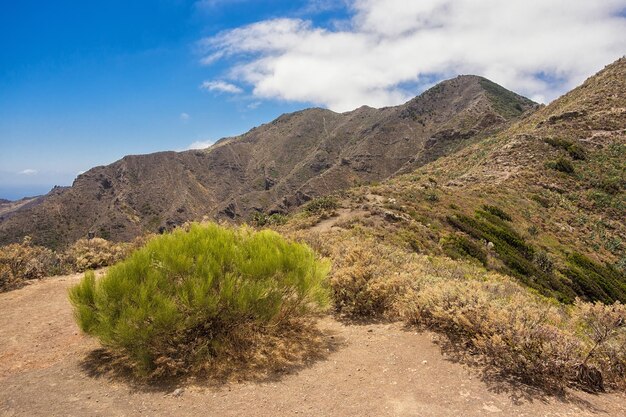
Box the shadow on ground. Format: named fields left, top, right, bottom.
left=79, top=321, right=344, bottom=393
left=411, top=325, right=610, bottom=414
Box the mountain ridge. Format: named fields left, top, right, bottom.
left=308, top=57, right=625, bottom=302
left=0, top=74, right=539, bottom=248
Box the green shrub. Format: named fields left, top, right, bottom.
left=597, top=177, right=622, bottom=195
left=588, top=190, right=614, bottom=209
left=69, top=223, right=329, bottom=377
left=562, top=252, right=626, bottom=304
left=442, top=234, right=488, bottom=265
left=482, top=205, right=512, bottom=221
left=544, top=137, right=571, bottom=149
left=547, top=157, right=575, bottom=174
left=531, top=194, right=552, bottom=208
left=544, top=137, right=587, bottom=160
left=304, top=196, right=338, bottom=215
left=567, top=143, right=587, bottom=161
left=446, top=212, right=575, bottom=301
left=533, top=250, right=554, bottom=273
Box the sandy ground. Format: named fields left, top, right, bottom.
left=1, top=273, right=625, bottom=417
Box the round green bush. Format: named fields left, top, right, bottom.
left=69, top=223, right=330, bottom=376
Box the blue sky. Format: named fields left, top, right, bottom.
left=1, top=0, right=625, bottom=200
left=0, top=0, right=347, bottom=200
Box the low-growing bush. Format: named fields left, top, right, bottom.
left=482, top=204, right=512, bottom=221
left=446, top=211, right=578, bottom=302
left=531, top=193, right=552, bottom=208
left=597, top=177, right=622, bottom=195
left=547, top=157, right=575, bottom=174
left=442, top=234, right=488, bottom=265
left=304, top=196, right=338, bottom=215
left=562, top=252, right=626, bottom=304
left=533, top=250, right=554, bottom=273
left=328, top=238, right=415, bottom=318
left=0, top=233, right=155, bottom=293
left=290, top=229, right=626, bottom=390
left=69, top=223, right=330, bottom=377
left=544, top=137, right=587, bottom=160
left=63, top=238, right=132, bottom=272
left=251, top=212, right=288, bottom=227
left=0, top=237, right=60, bottom=292
left=588, top=190, right=614, bottom=209
left=425, top=192, right=439, bottom=202
left=567, top=143, right=587, bottom=161
left=572, top=300, right=626, bottom=390
left=401, top=279, right=626, bottom=390
left=401, top=279, right=580, bottom=388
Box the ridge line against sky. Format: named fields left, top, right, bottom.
left=1, top=0, right=625, bottom=200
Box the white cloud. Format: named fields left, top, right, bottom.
left=18, top=169, right=38, bottom=176
left=200, top=0, right=626, bottom=111
left=200, top=80, right=243, bottom=94
left=187, top=140, right=215, bottom=150
left=180, top=112, right=191, bottom=122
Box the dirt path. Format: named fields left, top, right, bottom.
left=310, top=209, right=370, bottom=233
left=1, top=274, right=626, bottom=417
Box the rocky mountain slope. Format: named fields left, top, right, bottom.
left=0, top=196, right=44, bottom=219
left=298, top=57, right=625, bottom=303
left=0, top=76, right=536, bottom=248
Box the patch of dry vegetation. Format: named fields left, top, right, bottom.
left=0, top=237, right=60, bottom=292
left=0, top=235, right=153, bottom=292
left=289, top=228, right=626, bottom=391
left=63, top=235, right=152, bottom=272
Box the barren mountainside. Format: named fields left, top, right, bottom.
left=0, top=75, right=536, bottom=248
left=319, top=57, right=625, bottom=303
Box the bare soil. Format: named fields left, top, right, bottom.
left=1, top=273, right=625, bottom=417
left=309, top=209, right=370, bottom=233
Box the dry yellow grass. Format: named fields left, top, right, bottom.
left=284, top=226, right=626, bottom=391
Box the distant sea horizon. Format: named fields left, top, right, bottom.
left=0, top=185, right=60, bottom=201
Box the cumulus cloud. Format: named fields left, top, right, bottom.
left=200, top=80, right=243, bottom=94
left=18, top=169, right=38, bottom=176
left=180, top=112, right=191, bottom=122
left=200, top=0, right=626, bottom=111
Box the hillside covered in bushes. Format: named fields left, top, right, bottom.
left=1, top=58, right=624, bottom=394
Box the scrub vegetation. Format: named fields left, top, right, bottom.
left=69, top=223, right=329, bottom=378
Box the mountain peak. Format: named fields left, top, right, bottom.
left=0, top=72, right=539, bottom=248
left=398, top=74, right=537, bottom=127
